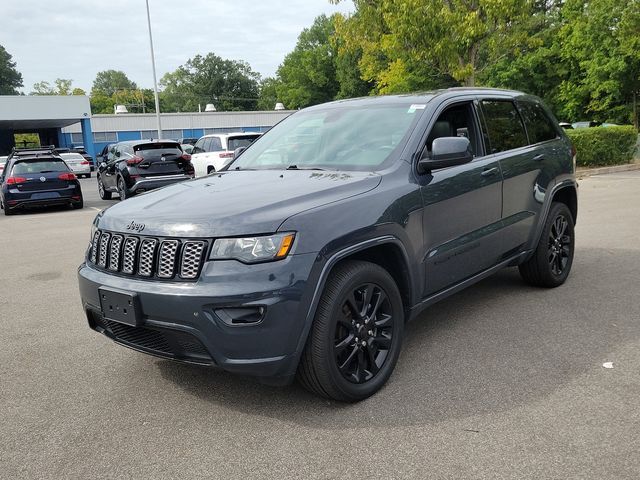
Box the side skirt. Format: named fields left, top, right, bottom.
left=408, top=250, right=531, bottom=322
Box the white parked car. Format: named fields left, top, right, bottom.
left=191, top=133, right=261, bottom=177
left=59, top=152, right=91, bottom=178
left=0, top=156, right=7, bottom=176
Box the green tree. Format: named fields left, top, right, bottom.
left=275, top=15, right=340, bottom=109
left=0, top=45, right=23, bottom=94
left=257, top=77, right=282, bottom=110
left=160, top=53, right=260, bottom=112
left=30, top=78, right=76, bottom=95
left=92, top=70, right=137, bottom=96
left=332, top=0, right=534, bottom=92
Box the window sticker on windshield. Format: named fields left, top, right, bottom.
left=408, top=104, right=426, bottom=113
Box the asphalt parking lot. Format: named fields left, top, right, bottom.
left=1, top=172, right=639, bottom=479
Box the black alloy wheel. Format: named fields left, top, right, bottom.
left=548, top=214, right=571, bottom=276
left=334, top=283, right=394, bottom=384
left=298, top=260, right=404, bottom=402
left=519, top=202, right=575, bottom=287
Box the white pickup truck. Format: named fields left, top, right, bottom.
left=190, top=133, right=261, bottom=177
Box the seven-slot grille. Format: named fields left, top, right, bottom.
left=88, top=230, right=206, bottom=281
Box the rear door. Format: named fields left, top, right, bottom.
left=132, top=142, right=186, bottom=177
left=480, top=98, right=559, bottom=254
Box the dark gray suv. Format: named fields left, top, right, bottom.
left=78, top=88, right=578, bottom=402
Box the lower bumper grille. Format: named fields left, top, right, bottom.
left=89, top=310, right=213, bottom=365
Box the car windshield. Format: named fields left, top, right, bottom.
left=12, top=159, right=69, bottom=174
left=229, top=103, right=424, bottom=171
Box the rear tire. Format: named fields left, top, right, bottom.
left=519, top=202, right=575, bottom=288
left=297, top=260, right=404, bottom=402
left=117, top=176, right=129, bottom=200
left=97, top=175, right=112, bottom=200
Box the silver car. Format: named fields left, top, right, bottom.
left=60, top=152, right=91, bottom=178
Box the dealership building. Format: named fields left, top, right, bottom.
left=0, top=95, right=293, bottom=158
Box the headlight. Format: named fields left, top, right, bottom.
left=210, top=232, right=295, bottom=263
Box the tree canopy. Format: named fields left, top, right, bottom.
left=91, top=70, right=137, bottom=96
left=160, top=53, right=260, bottom=112
left=0, top=45, right=23, bottom=95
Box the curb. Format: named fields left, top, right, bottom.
left=577, top=162, right=640, bottom=178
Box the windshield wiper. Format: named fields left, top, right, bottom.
left=286, top=165, right=325, bottom=171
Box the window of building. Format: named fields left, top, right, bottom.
left=93, top=131, right=118, bottom=142
left=70, top=133, right=84, bottom=144
left=480, top=100, right=528, bottom=153
left=162, top=129, right=182, bottom=140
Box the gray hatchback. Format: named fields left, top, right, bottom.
left=78, top=88, right=577, bottom=402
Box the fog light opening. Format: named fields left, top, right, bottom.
left=215, top=307, right=266, bottom=326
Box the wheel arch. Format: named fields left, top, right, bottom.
left=552, top=185, right=578, bottom=224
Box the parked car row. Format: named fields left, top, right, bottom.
left=94, top=132, right=262, bottom=202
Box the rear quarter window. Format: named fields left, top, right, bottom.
left=481, top=100, right=528, bottom=153
left=517, top=100, right=559, bottom=144
left=228, top=136, right=259, bottom=151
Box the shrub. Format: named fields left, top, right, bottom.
left=566, top=126, right=638, bottom=167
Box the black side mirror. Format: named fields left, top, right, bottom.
left=418, top=136, right=473, bottom=174
left=233, top=147, right=247, bottom=159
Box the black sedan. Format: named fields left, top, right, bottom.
left=0, top=149, right=83, bottom=215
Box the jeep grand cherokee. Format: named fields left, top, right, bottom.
left=78, top=88, right=577, bottom=402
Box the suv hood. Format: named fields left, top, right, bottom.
left=97, top=170, right=381, bottom=237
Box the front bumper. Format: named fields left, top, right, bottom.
left=129, top=174, right=192, bottom=194
left=78, top=252, right=319, bottom=379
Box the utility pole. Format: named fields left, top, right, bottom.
left=145, top=0, right=162, bottom=139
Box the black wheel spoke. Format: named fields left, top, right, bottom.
left=366, top=344, right=380, bottom=375
left=339, top=346, right=359, bottom=372
left=334, top=281, right=395, bottom=384
left=373, top=334, right=391, bottom=349
left=334, top=334, right=354, bottom=355
left=370, top=289, right=387, bottom=320
left=360, top=285, right=374, bottom=317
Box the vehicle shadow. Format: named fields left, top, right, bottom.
left=157, top=246, right=639, bottom=428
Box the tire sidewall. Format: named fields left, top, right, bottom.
left=539, top=203, right=575, bottom=285
left=314, top=262, right=404, bottom=400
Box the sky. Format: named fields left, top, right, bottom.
left=1, top=0, right=353, bottom=93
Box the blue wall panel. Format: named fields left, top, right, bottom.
left=116, top=131, right=142, bottom=141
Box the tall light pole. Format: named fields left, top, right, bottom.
left=145, top=0, right=162, bottom=139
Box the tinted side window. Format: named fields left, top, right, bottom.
left=517, top=100, right=558, bottom=144
left=481, top=100, right=528, bottom=153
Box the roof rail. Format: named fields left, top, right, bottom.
left=8, top=145, right=58, bottom=160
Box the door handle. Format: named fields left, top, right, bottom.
left=481, top=167, right=499, bottom=177
left=533, top=154, right=545, bottom=161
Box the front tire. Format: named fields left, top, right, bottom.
left=298, top=260, right=404, bottom=402
left=97, top=175, right=112, bottom=200
left=519, top=202, right=575, bottom=287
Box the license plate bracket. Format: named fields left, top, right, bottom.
left=99, top=287, right=142, bottom=326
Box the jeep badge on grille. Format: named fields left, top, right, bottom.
left=126, top=221, right=145, bottom=233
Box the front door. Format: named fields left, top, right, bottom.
left=418, top=100, right=504, bottom=296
